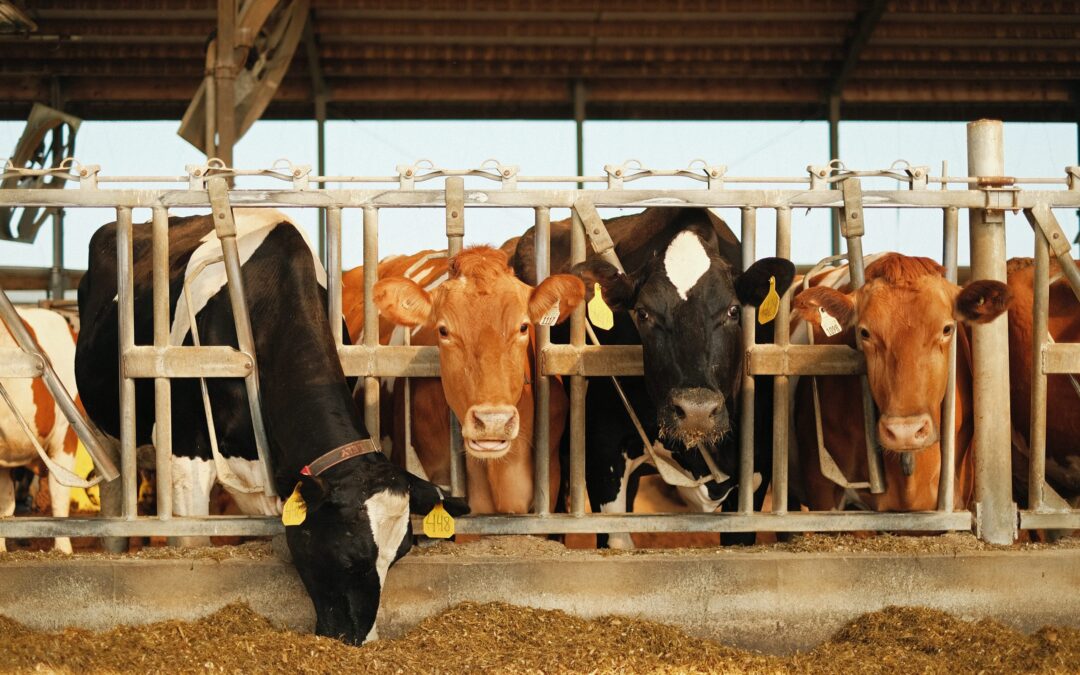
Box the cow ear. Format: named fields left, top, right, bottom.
left=373, top=277, right=433, bottom=327
left=955, top=279, right=1012, bottom=324
left=528, top=274, right=586, bottom=325
left=735, top=257, right=796, bottom=306
left=298, top=475, right=329, bottom=514
left=793, top=286, right=856, bottom=327
left=570, top=259, right=638, bottom=311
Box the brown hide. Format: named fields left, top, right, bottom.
left=1005, top=257, right=1080, bottom=503
left=343, top=249, right=572, bottom=515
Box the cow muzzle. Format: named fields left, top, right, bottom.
left=878, top=413, right=937, bottom=451
left=461, top=404, right=519, bottom=459
left=660, top=388, right=729, bottom=447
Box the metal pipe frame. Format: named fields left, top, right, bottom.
left=771, top=207, right=792, bottom=515
left=938, top=206, right=959, bottom=512
left=738, top=206, right=757, bottom=514
left=532, top=206, right=552, bottom=515
left=362, top=206, right=381, bottom=447
left=151, top=206, right=173, bottom=520
left=2, top=154, right=1078, bottom=541
left=1028, top=228, right=1051, bottom=512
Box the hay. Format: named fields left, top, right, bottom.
left=1, top=602, right=1077, bottom=674
left=0, top=541, right=274, bottom=563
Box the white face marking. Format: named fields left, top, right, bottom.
left=365, top=489, right=411, bottom=587
left=663, top=231, right=711, bottom=301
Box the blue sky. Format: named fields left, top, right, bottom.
left=1, top=118, right=1076, bottom=284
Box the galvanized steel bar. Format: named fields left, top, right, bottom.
left=449, top=411, right=465, bottom=498
left=840, top=178, right=886, bottom=495
left=938, top=206, right=959, bottom=512
left=206, top=179, right=276, bottom=497
left=116, top=206, right=138, bottom=519
left=738, top=206, right=756, bottom=514
left=151, top=206, right=173, bottom=520
left=771, top=207, right=792, bottom=514
left=1028, top=229, right=1050, bottom=512
left=444, top=178, right=466, bottom=494
left=569, top=208, right=587, bottom=517
left=967, top=119, right=1016, bottom=544
left=533, top=206, right=552, bottom=515
left=326, top=207, right=343, bottom=346
left=1025, top=203, right=1080, bottom=304
left=362, top=206, right=381, bottom=445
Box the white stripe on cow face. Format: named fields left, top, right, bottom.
left=663, top=231, right=711, bottom=301
left=362, top=488, right=410, bottom=643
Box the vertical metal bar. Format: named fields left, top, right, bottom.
left=771, top=207, right=791, bottom=515
left=444, top=178, right=466, bottom=495
left=938, top=206, right=959, bottom=511
left=204, top=74, right=216, bottom=158
left=967, top=119, right=1016, bottom=544
left=326, top=207, right=342, bottom=346
left=316, top=115, right=327, bottom=265
left=533, top=207, right=552, bottom=515
left=215, top=0, right=236, bottom=172
left=569, top=208, right=587, bottom=517
left=151, top=207, right=173, bottom=520
left=574, top=80, right=586, bottom=189
left=739, top=207, right=757, bottom=514
left=828, top=93, right=841, bottom=256
left=1029, top=229, right=1050, bottom=512
left=48, top=121, right=64, bottom=300
left=362, top=206, right=380, bottom=445
left=116, top=207, right=138, bottom=520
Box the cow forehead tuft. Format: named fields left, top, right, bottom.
left=663, top=231, right=712, bottom=300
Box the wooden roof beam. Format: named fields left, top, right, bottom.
left=829, top=0, right=888, bottom=99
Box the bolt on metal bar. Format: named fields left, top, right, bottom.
left=1028, top=228, right=1051, bottom=512
left=116, top=206, right=138, bottom=519
left=361, top=206, right=382, bottom=450
left=771, top=207, right=792, bottom=514
left=151, top=206, right=173, bottom=520
left=739, top=206, right=757, bottom=515
left=533, top=206, right=552, bottom=515
left=938, top=206, right=959, bottom=512
left=967, top=119, right=1016, bottom=545
left=569, top=207, right=587, bottom=517
left=205, top=178, right=276, bottom=497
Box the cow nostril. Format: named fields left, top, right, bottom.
left=674, top=405, right=686, bottom=420
left=470, top=411, right=485, bottom=433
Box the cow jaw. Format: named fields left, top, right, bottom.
left=461, top=404, right=519, bottom=459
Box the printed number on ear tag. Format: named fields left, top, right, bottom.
left=423, top=502, right=455, bottom=539
left=819, top=307, right=842, bottom=337
left=757, top=275, right=780, bottom=325
left=538, top=303, right=560, bottom=326
left=281, top=482, right=307, bottom=526
left=588, top=282, right=614, bottom=330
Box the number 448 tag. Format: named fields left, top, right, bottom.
left=423, top=502, right=455, bottom=538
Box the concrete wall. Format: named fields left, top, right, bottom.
left=1, top=548, right=1077, bottom=654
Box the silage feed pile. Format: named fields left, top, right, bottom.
left=1, top=602, right=1077, bottom=674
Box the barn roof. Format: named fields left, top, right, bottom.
left=1, top=0, right=1079, bottom=123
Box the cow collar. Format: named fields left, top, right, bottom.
left=301, top=439, right=381, bottom=477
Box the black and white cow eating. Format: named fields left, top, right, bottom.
left=511, top=208, right=794, bottom=547
left=76, top=208, right=467, bottom=643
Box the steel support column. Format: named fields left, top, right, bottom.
left=215, top=0, right=237, bottom=172
left=574, top=79, right=586, bottom=189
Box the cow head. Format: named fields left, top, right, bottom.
left=374, top=247, right=584, bottom=459
left=574, top=223, right=795, bottom=452
left=794, top=253, right=1012, bottom=453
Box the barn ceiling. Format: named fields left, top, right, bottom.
left=1, top=0, right=1078, bottom=122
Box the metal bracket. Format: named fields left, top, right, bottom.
left=839, top=177, right=864, bottom=238
left=974, top=501, right=1019, bottom=541
left=480, top=159, right=518, bottom=189
left=1025, top=204, right=1080, bottom=304
left=76, top=163, right=101, bottom=190
left=1067, top=166, right=1080, bottom=191
left=807, top=164, right=831, bottom=190
left=573, top=197, right=624, bottom=273
left=445, top=177, right=465, bottom=241
left=905, top=165, right=929, bottom=190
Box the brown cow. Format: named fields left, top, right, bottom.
left=1005, top=257, right=1080, bottom=507
left=792, top=253, right=1012, bottom=512
left=344, top=247, right=584, bottom=514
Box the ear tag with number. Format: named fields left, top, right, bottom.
left=587, top=283, right=615, bottom=330
left=423, top=502, right=455, bottom=539
left=538, top=303, right=560, bottom=326
left=757, top=276, right=780, bottom=325
left=281, top=482, right=307, bottom=526
left=819, top=307, right=842, bottom=337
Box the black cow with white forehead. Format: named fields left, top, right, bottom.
left=512, top=208, right=793, bottom=546
left=76, top=209, right=467, bottom=643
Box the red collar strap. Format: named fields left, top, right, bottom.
left=301, top=439, right=381, bottom=477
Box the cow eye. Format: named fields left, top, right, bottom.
left=635, top=307, right=649, bottom=323
left=859, top=327, right=871, bottom=341
left=437, top=325, right=450, bottom=338
left=726, top=304, right=740, bottom=319
left=519, top=322, right=529, bottom=334
left=942, top=324, right=954, bottom=337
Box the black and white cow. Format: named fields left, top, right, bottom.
left=511, top=208, right=794, bottom=547
left=76, top=208, right=467, bottom=643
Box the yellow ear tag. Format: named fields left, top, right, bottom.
left=281, top=482, right=307, bottom=526
left=422, top=502, right=455, bottom=539
left=757, top=276, right=779, bottom=325
left=587, top=283, right=615, bottom=330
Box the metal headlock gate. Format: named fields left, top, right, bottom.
left=0, top=119, right=1077, bottom=545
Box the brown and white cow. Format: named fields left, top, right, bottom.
left=0, top=307, right=79, bottom=552
left=344, top=246, right=584, bottom=514
left=792, top=253, right=1012, bottom=512
left=1005, top=257, right=1080, bottom=507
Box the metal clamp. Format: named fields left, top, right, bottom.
left=839, top=177, right=864, bottom=238
left=480, top=159, right=519, bottom=189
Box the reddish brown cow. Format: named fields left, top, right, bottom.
left=1005, top=257, right=1080, bottom=507
left=792, top=253, right=1012, bottom=512
left=343, top=246, right=584, bottom=514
